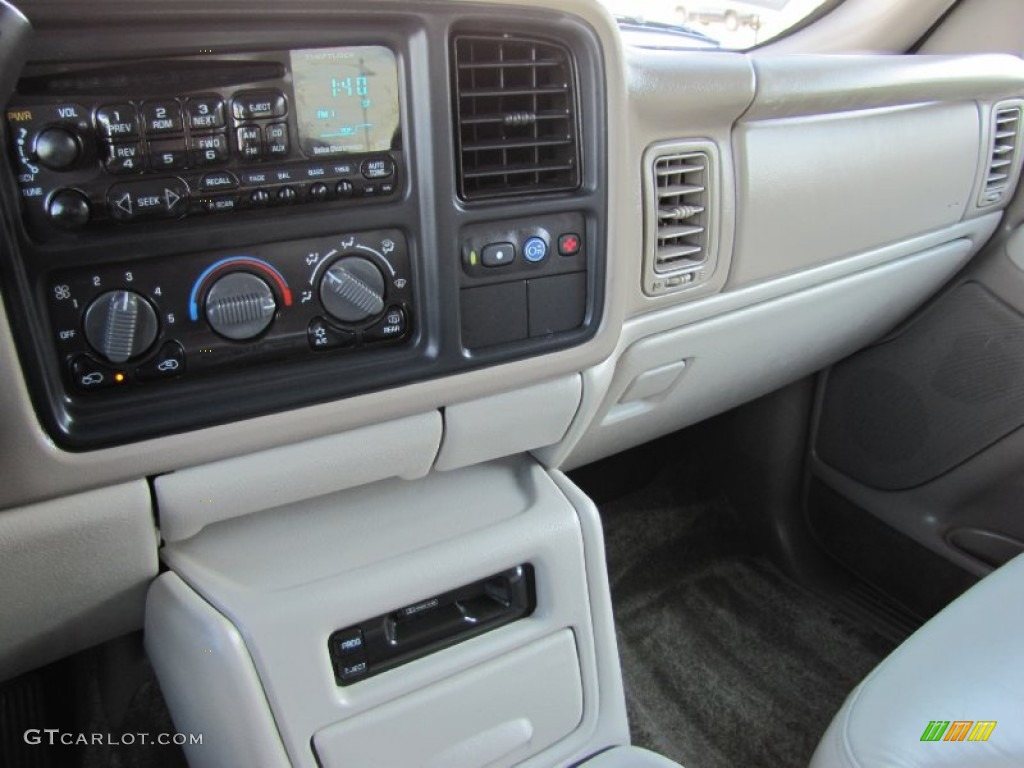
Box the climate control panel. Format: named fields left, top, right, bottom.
left=46, top=229, right=413, bottom=393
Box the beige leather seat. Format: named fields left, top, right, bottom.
left=810, top=553, right=1024, bottom=767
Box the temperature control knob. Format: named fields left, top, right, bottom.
left=83, top=290, right=159, bottom=364
left=319, top=257, right=385, bottom=324
left=205, top=272, right=277, bottom=340
left=34, top=126, right=82, bottom=171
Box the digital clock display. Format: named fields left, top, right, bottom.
left=290, top=45, right=400, bottom=157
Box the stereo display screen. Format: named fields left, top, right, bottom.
left=290, top=45, right=400, bottom=156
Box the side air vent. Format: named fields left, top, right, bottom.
left=981, top=102, right=1023, bottom=207
left=643, top=141, right=720, bottom=297
left=452, top=35, right=580, bottom=200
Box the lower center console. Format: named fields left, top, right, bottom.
left=145, top=457, right=629, bottom=768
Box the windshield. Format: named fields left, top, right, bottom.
left=600, top=0, right=834, bottom=50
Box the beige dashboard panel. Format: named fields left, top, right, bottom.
left=729, top=101, right=979, bottom=288
left=0, top=481, right=157, bottom=681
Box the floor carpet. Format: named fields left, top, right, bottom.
left=589, top=457, right=898, bottom=768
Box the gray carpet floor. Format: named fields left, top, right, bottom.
left=597, top=460, right=897, bottom=768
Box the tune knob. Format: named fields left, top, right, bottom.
left=319, top=257, right=385, bottom=324
left=34, top=126, right=82, bottom=171
left=205, top=272, right=277, bottom=340
left=47, top=189, right=91, bottom=230
left=83, top=290, right=159, bottom=364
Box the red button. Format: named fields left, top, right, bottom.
left=558, top=233, right=581, bottom=256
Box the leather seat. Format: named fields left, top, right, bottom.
left=810, top=553, right=1024, bottom=767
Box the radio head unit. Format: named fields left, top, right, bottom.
left=5, top=45, right=404, bottom=238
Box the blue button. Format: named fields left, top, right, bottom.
left=523, top=237, right=548, bottom=263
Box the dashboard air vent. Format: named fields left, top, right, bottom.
left=452, top=35, right=580, bottom=200
left=643, top=141, right=720, bottom=297
left=981, top=103, right=1022, bottom=206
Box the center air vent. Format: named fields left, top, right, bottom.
left=981, top=103, right=1022, bottom=206
left=643, top=141, right=720, bottom=297
left=452, top=35, right=580, bottom=200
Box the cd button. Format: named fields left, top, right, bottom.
left=186, top=97, right=225, bottom=130
left=265, top=123, right=289, bottom=157
left=232, top=89, right=287, bottom=120
left=142, top=101, right=183, bottom=134
left=95, top=104, right=138, bottom=139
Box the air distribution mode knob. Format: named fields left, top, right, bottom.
left=83, top=290, right=159, bottom=364
left=34, top=126, right=81, bottom=170
left=319, top=257, right=386, bottom=324
left=205, top=271, right=277, bottom=340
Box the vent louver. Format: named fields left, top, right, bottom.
left=453, top=35, right=580, bottom=200
left=653, top=152, right=709, bottom=271
left=643, top=141, right=719, bottom=297
left=981, top=103, right=1022, bottom=206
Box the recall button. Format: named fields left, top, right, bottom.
left=199, top=171, right=239, bottom=191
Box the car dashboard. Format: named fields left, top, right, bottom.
left=2, top=1, right=1024, bottom=766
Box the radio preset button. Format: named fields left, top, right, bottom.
left=199, top=171, right=239, bottom=191
left=232, top=90, right=287, bottom=120
left=189, top=133, right=229, bottom=166
left=361, top=157, right=394, bottom=180
left=186, top=97, right=225, bottom=131
left=265, top=123, right=289, bottom=157
left=103, top=142, right=143, bottom=174
left=148, top=139, right=188, bottom=171
left=236, top=124, right=263, bottom=161
left=95, top=104, right=138, bottom=139
left=142, top=101, right=183, bottom=134
left=107, top=178, right=189, bottom=221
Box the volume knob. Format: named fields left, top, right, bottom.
left=319, top=257, right=385, bottom=324
left=34, top=126, right=82, bottom=171
left=83, top=290, right=159, bottom=364
left=205, top=272, right=277, bottom=340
